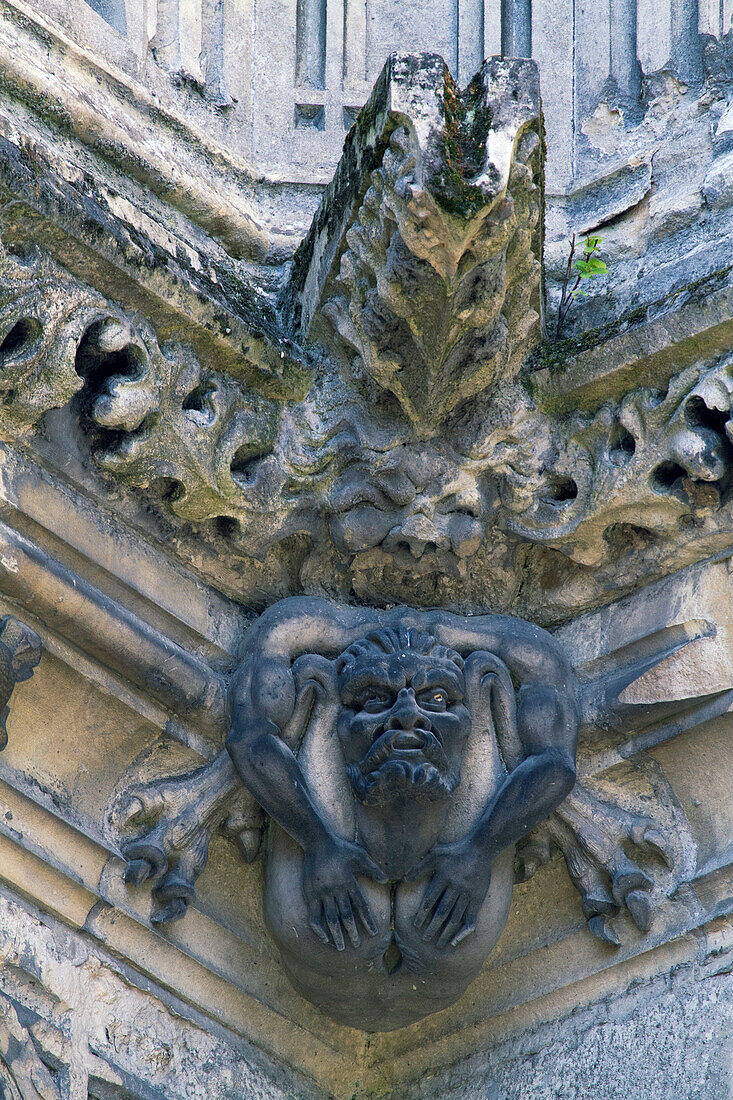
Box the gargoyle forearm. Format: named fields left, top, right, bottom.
left=226, top=716, right=335, bottom=851
left=470, top=748, right=576, bottom=861
left=225, top=655, right=338, bottom=852
left=471, top=681, right=577, bottom=860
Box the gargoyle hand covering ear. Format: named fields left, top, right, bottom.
left=225, top=597, right=578, bottom=1030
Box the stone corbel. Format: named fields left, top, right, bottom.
left=109, top=578, right=716, bottom=959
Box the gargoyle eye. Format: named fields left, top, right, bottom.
left=419, top=689, right=448, bottom=709
left=361, top=693, right=391, bottom=711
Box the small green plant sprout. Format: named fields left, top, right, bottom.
left=555, top=232, right=609, bottom=338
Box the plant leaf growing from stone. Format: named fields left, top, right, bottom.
left=556, top=233, right=608, bottom=337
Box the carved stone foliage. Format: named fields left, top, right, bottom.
left=319, top=57, right=543, bottom=435
left=0, top=242, right=116, bottom=435
left=82, top=318, right=279, bottom=525
left=2, top=57, right=733, bottom=616
left=510, top=354, right=733, bottom=566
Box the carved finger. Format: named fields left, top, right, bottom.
left=450, top=901, right=480, bottom=946
left=421, top=887, right=459, bottom=942
left=625, top=889, right=655, bottom=932
left=629, top=820, right=675, bottom=868
left=122, top=841, right=168, bottom=884
left=436, top=898, right=469, bottom=948
left=588, top=914, right=621, bottom=945
left=150, top=896, right=189, bottom=923
left=610, top=856, right=653, bottom=904
left=323, top=896, right=345, bottom=951
left=350, top=885, right=378, bottom=937
left=414, top=874, right=446, bottom=930
left=124, top=858, right=154, bottom=887
left=150, top=871, right=195, bottom=925
left=358, top=852, right=389, bottom=884
left=307, top=902, right=330, bottom=945
left=337, top=893, right=360, bottom=948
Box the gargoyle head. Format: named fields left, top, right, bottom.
left=328, top=446, right=494, bottom=579
left=334, top=627, right=470, bottom=807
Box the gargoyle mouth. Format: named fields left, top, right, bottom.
left=359, top=727, right=447, bottom=776
left=389, top=731, right=426, bottom=750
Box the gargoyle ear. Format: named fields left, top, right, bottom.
left=463, top=651, right=523, bottom=771
left=285, top=654, right=341, bottom=749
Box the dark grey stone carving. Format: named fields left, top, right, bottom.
left=226, top=600, right=577, bottom=1029
left=0, top=616, right=42, bottom=749
left=111, top=594, right=714, bottom=1026
left=113, top=598, right=576, bottom=1029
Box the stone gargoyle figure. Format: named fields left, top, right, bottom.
left=225, top=598, right=578, bottom=1029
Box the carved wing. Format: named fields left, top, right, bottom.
left=519, top=564, right=732, bottom=944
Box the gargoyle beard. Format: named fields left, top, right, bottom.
left=347, top=757, right=459, bottom=807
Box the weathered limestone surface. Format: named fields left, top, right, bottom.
left=0, top=889, right=321, bottom=1100
left=403, top=917, right=733, bottom=1100
left=0, top=0, right=730, bottom=1097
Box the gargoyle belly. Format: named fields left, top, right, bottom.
left=264, top=828, right=514, bottom=1031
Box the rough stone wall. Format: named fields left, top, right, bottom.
left=0, top=887, right=322, bottom=1100
left=404, top=920, right=733, bottom=1100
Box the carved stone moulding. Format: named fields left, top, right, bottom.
left=0, top=467, right=726, bottom=1092
left=0, top=39, right=728, bottom=1085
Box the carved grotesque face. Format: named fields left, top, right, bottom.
left=335, top=629, right=471, bottom=806
left=328, top=447, right=493, bottom=578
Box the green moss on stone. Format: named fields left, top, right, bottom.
left=432, top=69, right=493, bottom=220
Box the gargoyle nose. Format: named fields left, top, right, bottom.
left=387, top=689, right=426, bottom=730
left=390, top=514, right=449, bottom=559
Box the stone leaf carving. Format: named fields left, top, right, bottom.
left=114, top=597, right=579, bottom=1030
left=511, top=354, right=733, bottom=564
left=4, top=55, right=733, bottom=616
left=0, top=616, right=42, bottom=749
left=0, top=239, right=121, bottom=435
left=0, top=995, right=61, bottom=1100
left=84, top=319, right=279, bottom=524
left=317, top=56, right=543, bottom=434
